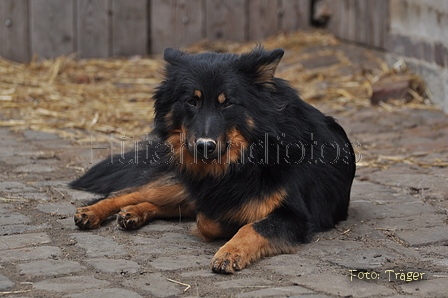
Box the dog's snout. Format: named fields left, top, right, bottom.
left=196, top=138, right=217, bottom=156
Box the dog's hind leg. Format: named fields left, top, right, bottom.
left=210, top=207, right=311, bottom=274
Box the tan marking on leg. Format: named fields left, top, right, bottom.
left=210, top=223, right=295, bottom=274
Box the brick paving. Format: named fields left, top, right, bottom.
left=1, top=46, right=448, bottom=297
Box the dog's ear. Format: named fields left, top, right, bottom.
left=239, top=46, right=284, bottom=84
left=163, top=48, right=186, bottom=64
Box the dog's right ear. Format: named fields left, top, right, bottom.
left=163, top=48, right=185, bottom=64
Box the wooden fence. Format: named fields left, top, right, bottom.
left=0, top=0, right=310, bottom=62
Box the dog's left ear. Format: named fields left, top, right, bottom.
left=239, top=46, right=284, bottom=84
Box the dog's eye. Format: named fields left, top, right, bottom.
left=223, top=101, right=233, bottom=108
left=186, top=99, right=197, bottom=106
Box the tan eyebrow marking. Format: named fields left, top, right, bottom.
left=218, top=93, right=226, bottom=104
left=194, top=90, right=202, bottom=98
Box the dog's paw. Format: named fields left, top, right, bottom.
left=74, top=207, right=101, bottom=229
left=210, top=247, right=248, bottom=274
left=117, top=206, right=146, bottom=230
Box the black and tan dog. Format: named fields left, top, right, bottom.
left=71, top=46, right=356, bottom=274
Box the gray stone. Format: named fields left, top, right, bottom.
left=0, top=182, right=35, bottom=193
left=180, top=269, right=217, bottom=278
left=21, top=192, right=51, bottom=201
left=236, top=286, right=314, bottom=298
left=292, top=273, right=396, bottom=297
left=34, top=276, right=109, bottom=293
left=0, top=246, right=62, bottom=262
left=88, top=258, right=140, bottom=274
left=0, top=232, right=51, bottom=250
left=216, top=277, right=274, bottom=288
left=13, top=164, right=55, bottom=173
left=0, top=212, right=32, bottom=226
left=400, top=277, right=448, bottom=296
left=0, top=274, right=14, bottom=290
left=365, top=213, right=446, bottom=230
left=300, top=240, right=363, bottom=256
left=23, top=130, right=59, bottom=140
left=0, top=223, right=50, bottom=236
left=395, top=226, right=448, bottom=246
left=137, top=220, right=185, bottom=232
left=349, top=200, right=437, bottom=221
left=258, top=254, right=321, bottom=276
left=323, top=249, right=398, bottom=269
left=122, top=272, right=181, bottom=297
left=63, top=288, right=142, bottom=298
left=72, top=233, right=127, bottom=257
left=37, top=202, right=76, bottom=216
left=150, top=255, right=210, bottom=270
left=18, top=259, right=85, bottom=276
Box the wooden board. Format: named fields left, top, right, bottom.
left=205, top=0, right=246, bottom=41
left=0, top=0, right=29, bottom=62
left=151, top=0, right=203, bottom=54
left=248, top=0, right=280, bottom=41
left=111, top=0, right=148, bottom=57
left=280, top=0, right=310, bottom=32
left=77, top=0, right=110, bottom=58
left=30, top=0, right=75, bottom=60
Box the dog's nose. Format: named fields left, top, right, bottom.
left=196, top=139, right=217, bottom=156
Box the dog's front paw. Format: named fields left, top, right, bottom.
left=210, top=246, right=248, bottom=274
left=74, top=207, right=101, bottom=229
left=117, top=206, right=146, bottom=230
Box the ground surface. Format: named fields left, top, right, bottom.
left=1, top=40, right=448, bottom=297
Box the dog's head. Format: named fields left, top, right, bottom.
left=153, top=46, right=285, bottom=174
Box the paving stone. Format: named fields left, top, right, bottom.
left=21, top=192, right=51, bottom=201
left=72, top=233, right=127, bottom=257
left=122, top=272, right=181, bottom=297
left=323, top=248, right=398, bottom=269
left=0, top=223, right=50, bottom=236
left=364, top=213, right=446, bottom=230
left=65, top=188, right=100, bottom=201
left=291, top=273, right=396, bottom=297
left=258, top=254, right=321, bottom=276
left=368, top=172, right=448, bottom=201
left=300, top=240, right=363, bottom=257
left=18, top=259, right=85, bottom=276
left=349, top=200, right=437, bottom=221
left=417, top=245, right=448, bottom=257
left=236, top=286, right=314, bottom=298
left=37, top=202, right=76, bottom=216
left=0, top=204, right=12, bottom=213
left=399, top=277, right=448, bottom=296
left=0, top=246, right=62, bottom=262
left=150, top=255, right=210, bottom=270
left=180, top=269, right=217, bottom=278
left=395, top=226, right=448, bottom=246
left=23, top=130, right=60, bottom=140
left=34, top=276, right=109, bottom=293
left=88, top=258, right=140, bottom=274
left=216, top=277, right=275, bottom=288
left=0, top=232, right=51, bottom=250
left=13, top=164, right=55, bottom=173
left=63, top=288, right=142, bottom=298
left=0, top=182, right=35, bottom=193
left=0, top=212, right=32, bottom=226
left=136, top=220, right=185, bottom=232
left=0, top=274, right=14, bottom=290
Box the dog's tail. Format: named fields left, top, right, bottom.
left=70, top=145, right=164, bottom=195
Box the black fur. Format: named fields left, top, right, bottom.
left=71, top=46, right=355, bottom=251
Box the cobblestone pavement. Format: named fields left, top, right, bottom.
left=1, top=47, right=448, bottom=297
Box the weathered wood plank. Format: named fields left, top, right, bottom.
left=248, top=0, right=280, bottom=41
left=151, top=0, right=204, bottom=54
left=30, top=0, right=75, bottom=60
left=0, top=0, right=29, bottom=62
left=281, top=0, right=310, bottom=31
left=205, top=0, right=246, bottom=41
left=111, top=0, right=148, bottom=57
left=77, top=0, right=109, bottom=58
left=372, top=0, right=389, bottom=49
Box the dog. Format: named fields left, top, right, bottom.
left=71, top=46, right=356, bottom=274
